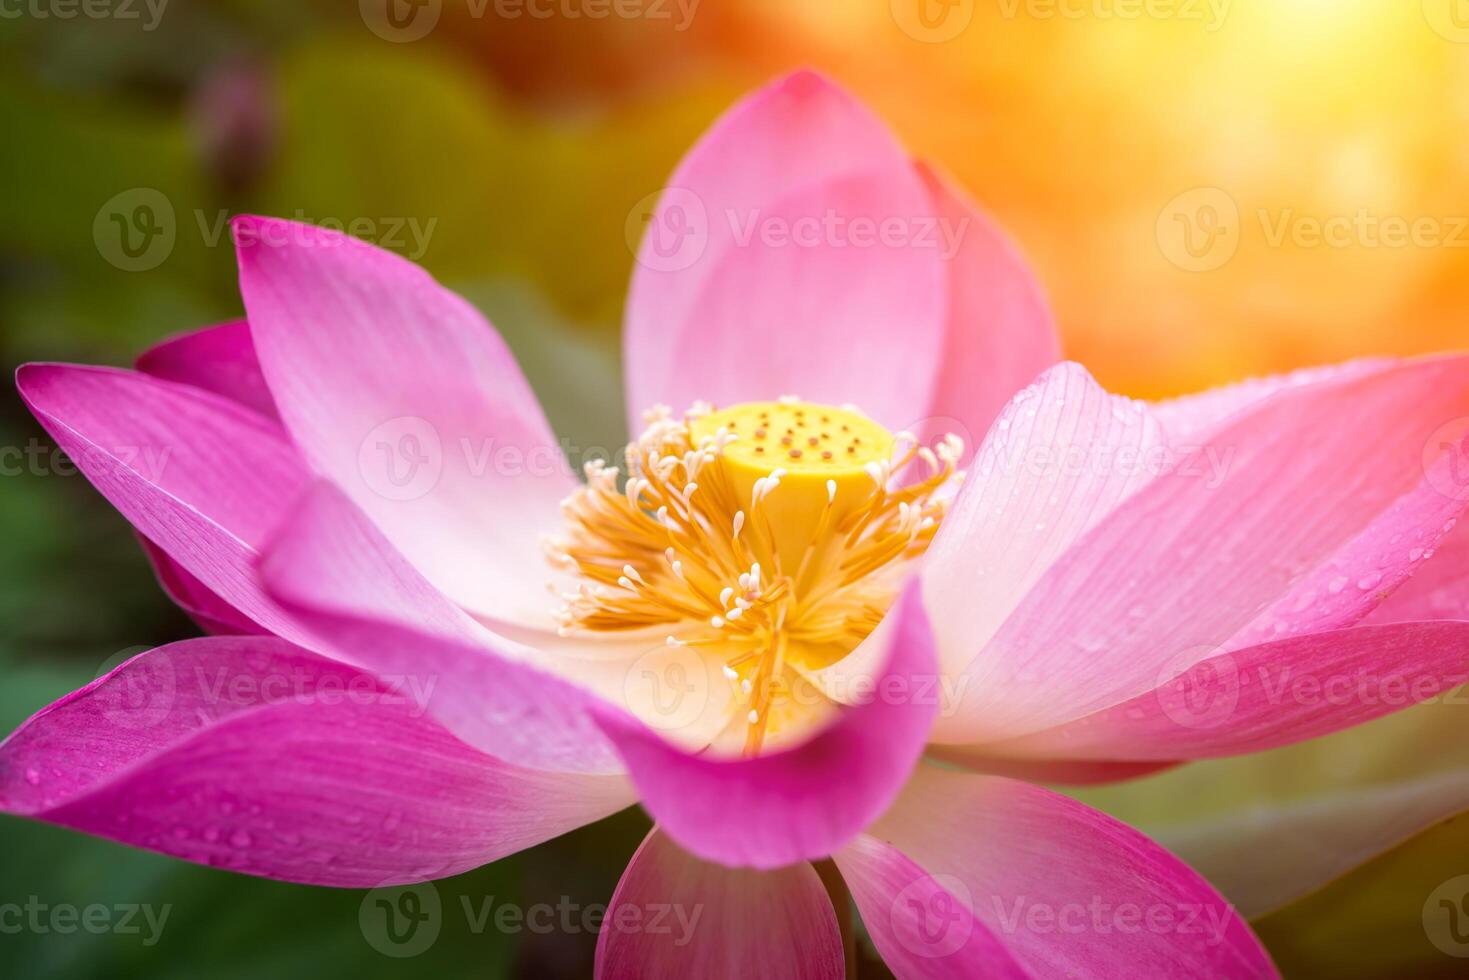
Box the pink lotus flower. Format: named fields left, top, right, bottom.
left=6, top=70, right=1469, bottom=977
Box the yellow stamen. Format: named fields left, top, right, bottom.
left=547, top=399, right=962, bottom=756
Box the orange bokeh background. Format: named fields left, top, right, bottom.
left=474, top=0, right=1469, bottom=397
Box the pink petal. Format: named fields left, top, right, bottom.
left=594, top=826, right=843, bottom=980
left=923, top=362, right=1163, bottom=681
left=131, top=324, right=287, bottom=632
left=625, top=71, right=907, bottom=424
left=933, top=354, right=1469, bottom=743
left=623, top=71, right=947, bottom=433
left=137, top=536, right=266, bottom=636
left=0, top=636, right=633, bottom=886
left=233, top=215, right=575, bottom=628
left=1149, top=358, right=1392, bottom=443
left=135, top=319, right=279, bottom=421
left=17, top=363, right=311, bottom=642
left=860, top=766, right=1277, bottom=979
left=1224, top=455, right=1467, bottom=648
left=834, top=834, right=1029, bottom=979
left=977, top=620, right=1469, bottom=763
left=592, top=581, right=938, bottom=869
left=258, top=480, right=633, bottom=775
left=1367, top=510, right=1469, bottom=622
left=924, top=752, right=1177, bottom=786
left=629, top=169, right=946, bottom=432
left=915, top=163, right=1060, bottom=460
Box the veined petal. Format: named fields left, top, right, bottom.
left=923, top=362, right=1164, bottom=682
left=860, top=766, right=1277, bottom=979
left=136, top=319, right=279, bottom=421
left=16, top=363, right=311, bottom=643
left=629, top=169, right=947, bottom=434
left=592, top=582, right=938, bottom=869
left=834, top=834, right=1030, bottom=979
left=935, top=354, right=1469, bottom=743
left=922, top=754, right=1177, bottom=787
left=131, top=324, right=287, bottom=632
left=594, top=826, right=843, bottom=980
left=233, top=215, right=575, bottom=629
left=625, top=70, right=917, bottom=432
left=137, top=536, right=266, bottom=636
left=1224, top=455, right=1466, bottom=649
left=915, top=163, right=1060, bottom=460
left=1366, top=510, right=1469, bottom=622
left=0, top=637, right=633, bottom=887
left=258, top=481, right=634, bottom=775
left=971, top=621, right=1469, bottom=764
left=1149, top=358, right=1392, bottom=444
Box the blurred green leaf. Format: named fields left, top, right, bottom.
left=255, top=37, right=739, bottom=323
left=1072, top=692, right=1469, bottom=976
left=1251, top=813, right=1469, bottom=979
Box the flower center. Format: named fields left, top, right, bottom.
left=548, top=399, right=963, bottom=755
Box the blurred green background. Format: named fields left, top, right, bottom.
left=4, top=1, right=1469, bottom=977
